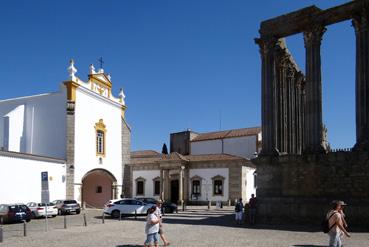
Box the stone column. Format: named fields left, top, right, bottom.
left=164, top=169, right=170, bottom=202
left=179, top=166, right=184, bottom=206
left=160, top=169, right=164, bottom=200
left=303, top=25, right=326, bottom=153
left=353, top=10, right=369, bottom=150
left=255, top=37, right=280, bottom=155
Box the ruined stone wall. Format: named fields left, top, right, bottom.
left=253, top=152, right=369, bottom=227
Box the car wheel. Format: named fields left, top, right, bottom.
left=76, top=210, right=81, bottom=214
left=52, top=215, right=57, bottom=218
left=111, top=210, right=120, bottom=219
left=58, top=209, right=62, bottom=215
left=26, top=218, right=31, bottom=223
left=32, top=212, right=37, bottom=219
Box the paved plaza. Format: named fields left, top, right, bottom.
left=0, top=207, right=367, bottom=247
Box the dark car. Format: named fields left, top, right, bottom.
left=135, top=197, right=178, bottom=213
left=51, top=199, right=81, bottom=215
left=0, top=204, right=32, bottom=224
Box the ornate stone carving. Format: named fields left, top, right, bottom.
left=303, top=25, right=326, bottom=47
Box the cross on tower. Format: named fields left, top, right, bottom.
left=98, top=57, right=104, bottom=69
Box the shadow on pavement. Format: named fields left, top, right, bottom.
left=293, top=245, right=326, bottom=247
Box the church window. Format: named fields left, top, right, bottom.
left=94, top=119, right=107, bottom=157
left=192, top=180, right=201, bottom=195
left=96, top=186, right=102, bottom=193
left=152, top=177, right=160, bottom=196
left=154, top=180, right=160, bottom=195
left=212, top=175, right=225, bottom=196
left=135, top=177, right=146, bottom=196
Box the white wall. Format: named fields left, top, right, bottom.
left=132, top=170, right=160, bottom=198
left=190, top=140, right=222, bottom=155
left=189, top=168, right=228, bottom=202
left=243, top=166, right=256, bottom=203
left=190, top=136, right=257, bottom=159
left=3, top=105, right=24, bottom=152
left=0, top=155, right=66, bottom=203
left=223, top=136, right=257, bottom=159
left=73, top=87, right=123, bottom=201
left=0, top=89, right=67, bottom=159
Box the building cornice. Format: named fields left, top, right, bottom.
left=0, top=150, right=66, bottom=164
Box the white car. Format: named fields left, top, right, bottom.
left=26, top=202, right=58, bottom=218
left=103, top=198, right=154, bottom=218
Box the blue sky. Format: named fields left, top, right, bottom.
left=0, top=0, right=355, bottom=151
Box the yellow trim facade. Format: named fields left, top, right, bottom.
left=64, top=80, right=80, bottom=101
left=95, top=119, right=107, bottom=157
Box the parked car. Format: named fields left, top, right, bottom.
left=26, top=202, right=58, bottom=218
left=51, top=200, right=81, bottom=215
left=135, top=197, right=178, bottom=213
left=103, top=198, right=152, bottom=218
left=0, top=204, right=32, bottom=224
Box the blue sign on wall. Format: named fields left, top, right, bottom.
left=41, top=171, right=48, bottom=181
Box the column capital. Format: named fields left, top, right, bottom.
left=255, top=36, right=279, bottom=56
left=303, top=25, right=326, bottom=47
left=352, top=9, right=369, bottom=33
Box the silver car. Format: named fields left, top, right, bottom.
left=26, top=202, right=58, bottom=218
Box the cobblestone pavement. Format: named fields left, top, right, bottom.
left=0, top=207, right=367, bottom=247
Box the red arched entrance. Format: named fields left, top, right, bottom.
left=82, top=169, right=117, bottom=208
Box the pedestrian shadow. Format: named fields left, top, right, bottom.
left=293, top=245, right=326, bottom=247
left=116, top=245, right=142, bottom=247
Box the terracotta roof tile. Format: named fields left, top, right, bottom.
left=191, top=127, right=261, bottom=142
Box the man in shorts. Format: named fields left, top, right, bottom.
left=155, top=199, right=170, bottom=246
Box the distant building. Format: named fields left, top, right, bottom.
left=126, top=127, right=261, bottom=205
left=0, top=61, right=130, bottom=207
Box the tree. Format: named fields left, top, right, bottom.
left=161, top=143, right=168, bottom=154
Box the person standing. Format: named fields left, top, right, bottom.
left=326, top=200, right=350, bottom=247
left=249, top=194, right=257, bottom=225
left=155, top=200, right=170, bottom=246
left=235, top=198, right=243, bottom=224
left=144, top=205, right=160, bottom=247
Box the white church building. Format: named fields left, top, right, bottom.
left=0, top=60, right=131, bottom=208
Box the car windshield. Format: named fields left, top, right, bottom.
left=64, top=200, right=77, bottom=204
left=39, top=203, right=55, bottom=206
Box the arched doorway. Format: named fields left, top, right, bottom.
left=82, top=169, right=117, bottom=208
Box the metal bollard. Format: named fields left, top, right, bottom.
left=23, top=221, right=27, bottom=237
left=182, top=202, right=185, bottom=212
left=134, top=210, right=137, bottom=220
left=119, top=212, right=122, bottom=221
left=64, top=215, right=67, bottom=229
left=102, top=212, right=105, bottom=224
left=0, top=226, right=3, bottom=243
left=208, top=201, right=211, bottom=210
left=83, top=213, right=87, bottom=227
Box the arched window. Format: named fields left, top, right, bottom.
left=95, top=119, right=107, bottom=157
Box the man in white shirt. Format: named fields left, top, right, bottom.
left=155, top=199, right=170, bottom=246
left=326, top=200, right=350, bottom=247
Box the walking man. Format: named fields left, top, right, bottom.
left=326, top=200, right=350, bottom=247
left=249, top=194, right=257, bottom=225
left=155, top=199, right=170, bottom=246
left=235, top=198, right=243, bottom=224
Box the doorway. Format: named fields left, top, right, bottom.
left=170, top=180, right=179, bottom=204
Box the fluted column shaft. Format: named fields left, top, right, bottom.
left=255, top=37, right=280, bottom=155
left=303, top=25, right=326, bottom=153
left=353, top=10, right=369, bottom=150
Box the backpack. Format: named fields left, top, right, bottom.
left=322, top=212, right=336, bottom=233
left=235, top=202, right=242, bottom=212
